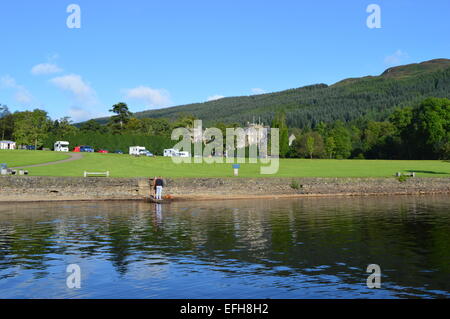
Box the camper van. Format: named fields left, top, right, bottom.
left=54, top=141, right=70, bottom=152
left=163, top=149, right=178, bottom=157
left=129, top=146, right=153, bottom=157
left=164, top=149, right=190, bottom=157
left=130, top=146, right=146, bottom=156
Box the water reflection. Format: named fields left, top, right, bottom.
left=0, top=195, right=449, bottom=298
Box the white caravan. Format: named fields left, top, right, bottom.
left=164, top=148, right=190, bottom=157
left=54, top=141, right=70, bottom=152
left=129, top=146, right=147, bottom=156
left=164, top=149, right=178, bottom=157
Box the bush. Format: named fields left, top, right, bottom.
left=290, top=180, right=302, bottom=190
left=397, top=175, right=409, bottom=183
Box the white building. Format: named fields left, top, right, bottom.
left=0, top=141, right=16, bottom=150
left=54, top=141, right=70, bottom=152
left=245, top=122, right=269, bottom=148
left=289, top=134, right=296, bottom=146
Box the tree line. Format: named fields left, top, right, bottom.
left=0, top=97, right=449, bottom=159
left=0, top=103, right=178, bottom=154
left=284, top=97, right=449, bottom=160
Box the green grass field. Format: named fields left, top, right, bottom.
left=0, top=150, right=70, bottom=168
left=1, top=150, right=449, bottom=178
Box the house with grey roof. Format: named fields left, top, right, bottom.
left=0, top=141, right=16, bottom=150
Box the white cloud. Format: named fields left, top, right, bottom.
left=31, top=63, right=63, bottom=75
left=384, top=50, right=409, bottom=67
left=123, top=86, right=171, bottom=108
left=49, top=74, right=105, bottom=122
left=50, top=74, right=98, bottom=106
left=67, top=106, right=106, bottom=122
left=68, top=106, right=91, bottom=122
left=251, top=88, right=266, bottom=95
left=66, top=106, right=109, bottom=123
left=207, top=95, right=225, bottom=102
left=0, top=75, right=33, bottom=104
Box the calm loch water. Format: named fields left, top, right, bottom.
left=0, top=196, right=449, bottom=299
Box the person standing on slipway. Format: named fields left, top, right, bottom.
left=154, top=176, right=164, bottom=200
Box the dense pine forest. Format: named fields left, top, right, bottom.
left=124, top=59, right=450, bottom=128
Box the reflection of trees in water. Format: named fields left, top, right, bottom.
left=0, top=220, right=57, bottom=278
left=106, top=220, right=132, bottom=275
left=0, top=197, right=449, bottom=294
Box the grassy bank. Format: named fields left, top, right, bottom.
left=1, top=150, right=449, bottom=178
left=0, top=150, right=70, bottom=168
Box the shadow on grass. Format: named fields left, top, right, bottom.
left=406, top=170, right=449, bottom=175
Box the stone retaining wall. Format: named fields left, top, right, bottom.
left=165, top=177, right=450, bottom=197
left=0, top=176, right=148, bottom=201
left=0, top=176, right=449, bottom=202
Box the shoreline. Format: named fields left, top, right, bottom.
left=0, top=190, right=449, bottom=204
left=0, top=176, right=449, bottom=203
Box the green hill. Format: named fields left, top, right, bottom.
left=97, top=58, right=450, bottom=128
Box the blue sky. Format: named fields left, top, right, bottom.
left=0, top=0, right=449, bottom=121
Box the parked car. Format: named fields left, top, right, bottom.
left=114, top=150, right=124, bottom=154
left=98, top=149, right=109, bottom=153
left=81, top=146, right=94, bottom=152
left=74, top=145, right=94, bottom=152
left=141, top=150, right=154, bottom=157
left=25, top=145, right=36, bottom=150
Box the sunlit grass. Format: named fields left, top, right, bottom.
left=5, top=151, right=448, bottom=178
left=0, top=150, right=70, bottom=168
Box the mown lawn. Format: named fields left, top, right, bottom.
left=0, top=150, right=70, bottom=168
left=5, top=151, right=449, bottom=178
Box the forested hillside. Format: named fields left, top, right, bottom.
left=120, top=59, right=450, bottom=128
left=2, top=59, right=448, bottom=160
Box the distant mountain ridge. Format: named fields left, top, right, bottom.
left=92, top=58, right=450, bottom=128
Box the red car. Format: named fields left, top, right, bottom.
left=97, top=149, right=109, bottom=153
